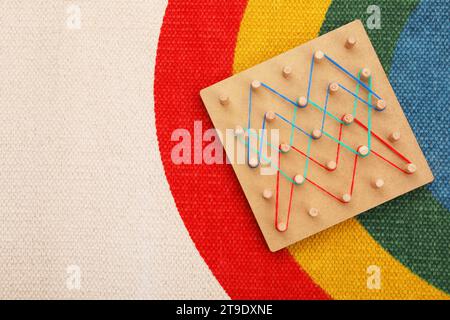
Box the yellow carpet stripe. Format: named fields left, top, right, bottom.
left=233, top=0, right=332, bottom=74
left=233, top=0, right=449, bottom=299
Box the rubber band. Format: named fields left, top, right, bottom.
left=303, top=137, right=313, bottom=178
left=324, top=53, right=382, bottom=100
left=354, top=118, right=411, bottom=163
left=350, top=154, right=359, bottom=195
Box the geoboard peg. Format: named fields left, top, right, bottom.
left=248, top=157, right=259, bottom=168
left=308, top=207, right=319, bottom=217
left=294, top=174, right=305, bottom=185
left=389, top=131, right=401, bottom=142
left=314, top=50, right=324, bottom=62
left=345, top=36, right=357, bottom=49
left=406, top=163, right=417, bottom=174
left=280, top=143, right=291, bottom=153
left=277, top=222, right=287, bottom=232
left=342, top=113, right=354, bottom=125
left=297, top=96, right=308, bottom=108
left=357, top=145, right=369, bottom=157
left=361, top=68, right=371, bottom=80
left=265, top=111, right=276, bottom=122
left=234, top=125, right=244, bottom=136
left=372, top=178, right=384, bottom=189
left=342, top=193, right=352, bottom=203
left=375, top=99, right=387, bottom=111
left=326, top=160, right=337, bottom=171
left=251, top=80, right=261, bottom=90
left=311, top=129, right=322, bottom=140
left=262, top=188, right=273, bottom=200
left=329, top=82, right=339, bottom=94
left=219, top=94, right=229, bottom=106
left=282, top=66, right=292, bottom=79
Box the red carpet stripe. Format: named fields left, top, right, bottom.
left=154, top=0, right=329, bottom=299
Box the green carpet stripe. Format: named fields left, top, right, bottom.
left=360, top=188, right=450, bottom=293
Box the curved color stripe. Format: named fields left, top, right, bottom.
left=232, top=0, right=449, bottom=298
left=154, top=0, right=328, bottom=299
left=233, top=0, right=332, bottom=74
left=360, top=188, right=450, bottom=294
left=320, top=0, right=419, bottom=74
left=290, top=220, right=448, bottom=299
left=320, top=0, right=449, bottom=294
left=360, top=0, right=450, bottom=293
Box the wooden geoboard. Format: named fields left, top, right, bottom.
left=200, top=20, right=433, bottom=252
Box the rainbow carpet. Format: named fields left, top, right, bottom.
left=154, top=0, right=449, bottom=299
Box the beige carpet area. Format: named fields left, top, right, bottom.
left=0, top=0, right=227, bottom=299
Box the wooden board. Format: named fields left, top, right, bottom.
left=200, top=20, right=433, bottom=252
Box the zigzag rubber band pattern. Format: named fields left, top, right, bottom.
left=242, top=52, right=413, bottom=230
